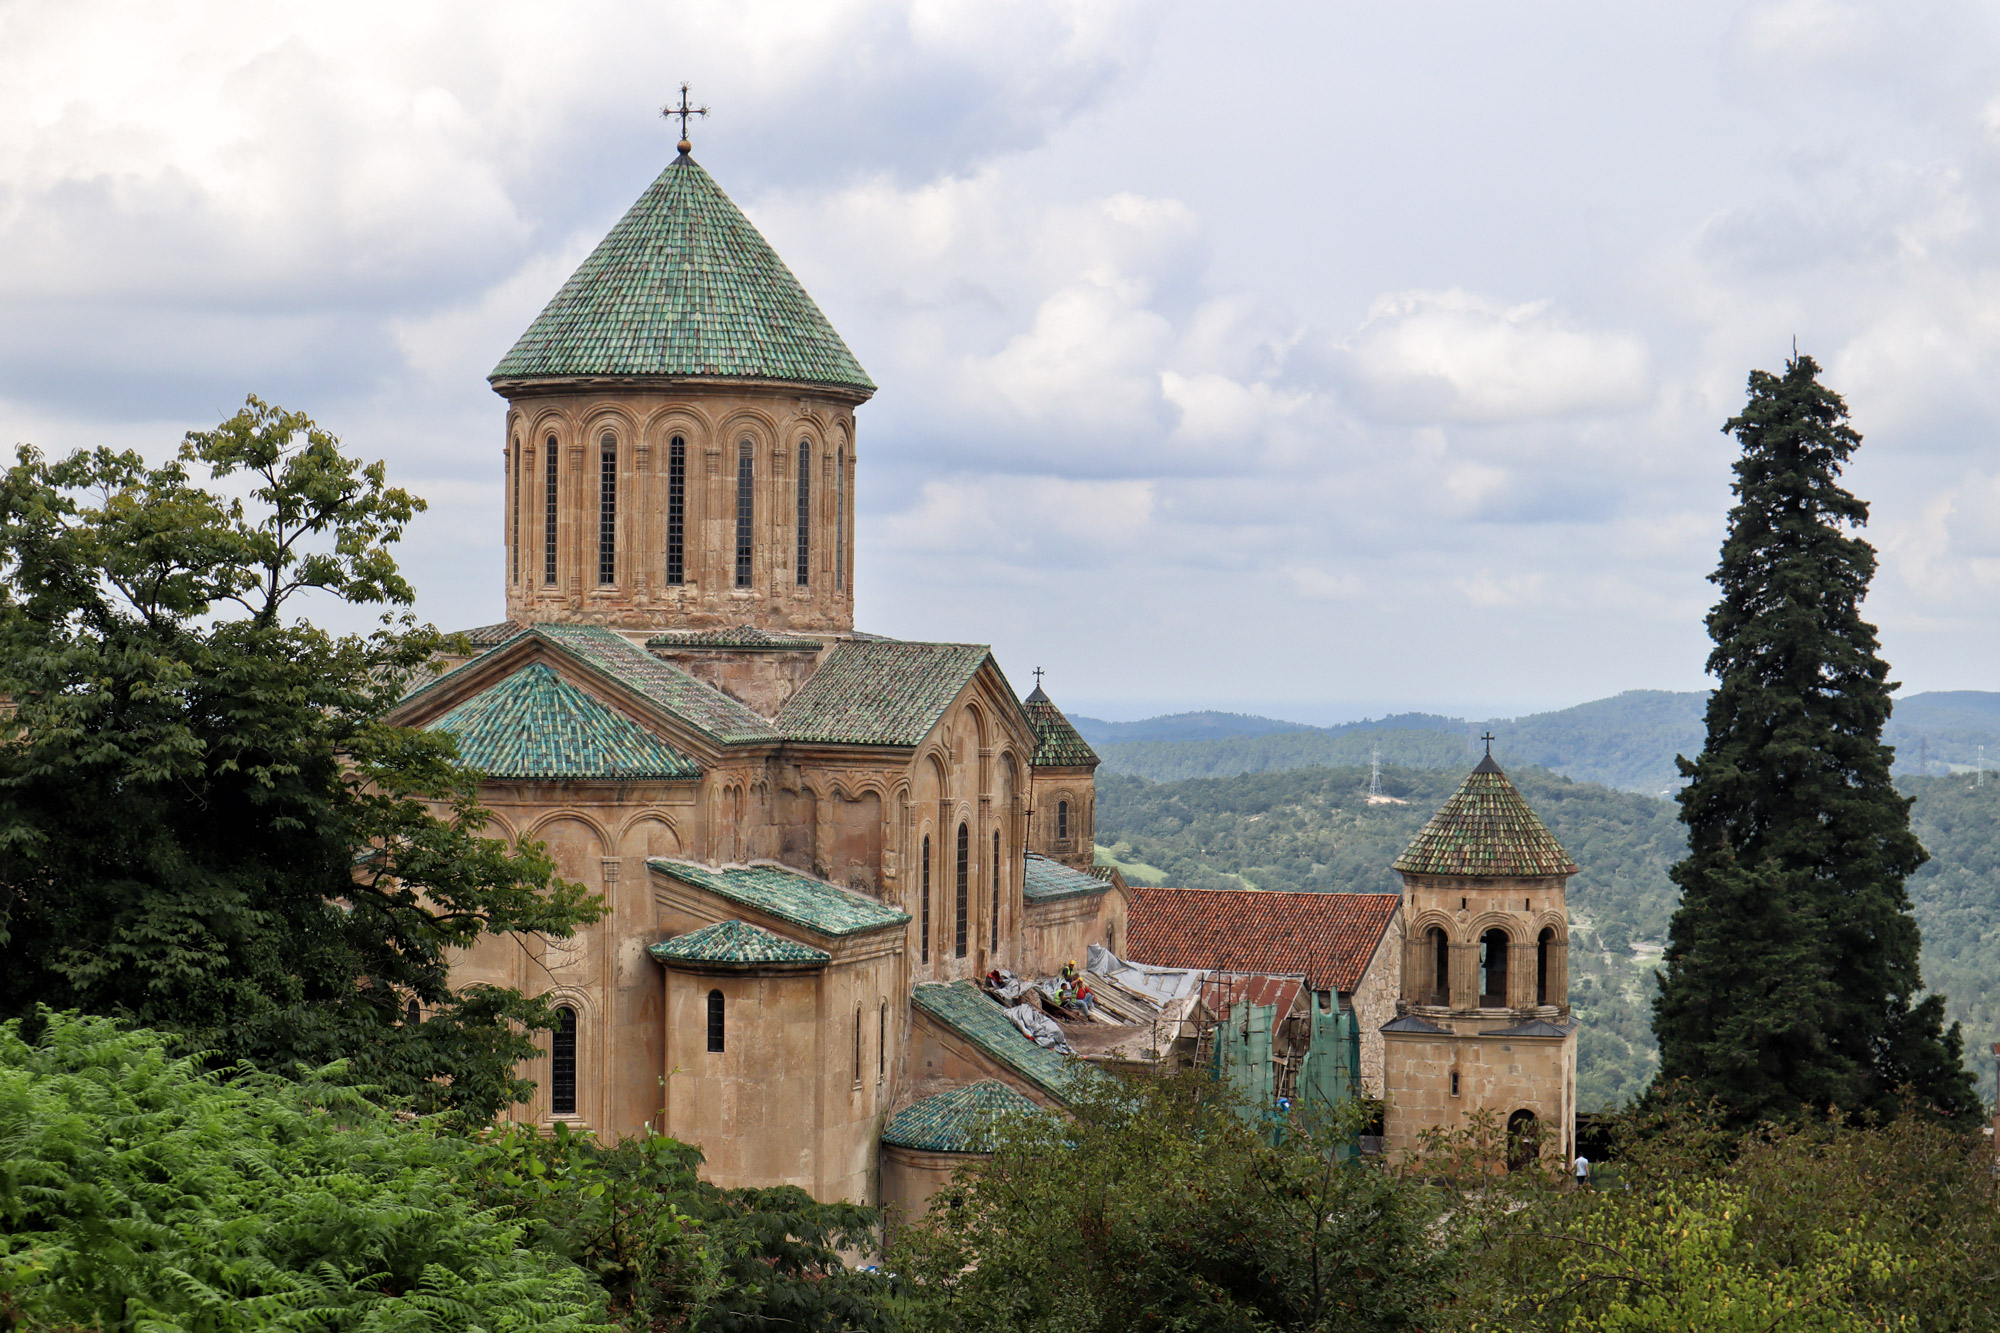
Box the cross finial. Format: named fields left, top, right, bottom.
left=1481, top=731, right=1496, bottom=756
left=662, top=82, right=709, bottom=157
left=1033, top=666, right=1045, bottom=689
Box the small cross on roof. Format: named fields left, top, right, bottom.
left=662, top=82, right=709, bottom=155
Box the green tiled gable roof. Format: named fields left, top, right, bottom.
left=777, top=641, right=992, bottom=747
left=648, top=919, right=830, bottom=967
left=531, top=624, right=779, bottom=745
left=1022, top=686, right=1098, bottom=768
left=911, top=981, right=1096, bottom=1102
left=490, top=156, right=874, bottom=394
left=428, top=664, right=698, bottom=780
left=649, top=859, right=908, bottom=937
left=1392, top=756, right=1578, bottom=878
left=1022, top=853, right=1110, bottom=904
left=882, top=1080, right=1046, bottom=1153
left=646, top=627, right=823, bottom=652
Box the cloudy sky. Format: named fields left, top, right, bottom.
left=5, top=0, right=2000, bottom=721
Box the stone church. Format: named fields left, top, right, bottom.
left=391, top=129, right=1581, bottom=1198
left=387, top=133, right=1125, bottom=1207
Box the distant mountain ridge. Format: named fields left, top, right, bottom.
left=1075, top=689, right=2000, bottom=794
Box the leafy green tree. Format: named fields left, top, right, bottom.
left=467, top=1124, right=892, bottom=1332
left=0, top=398, right=598, bottom=1121
left=889, top=1066, right=1448, bottom=1333
left=0, top=1011, right=617, bottom=1331
left=1652, top=355, right=1976, bottom=1126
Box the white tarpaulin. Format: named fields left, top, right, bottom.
left=1003, top=1002, right=1073, bottom=1055
left=1087, top=944, right=1206, bottom=1004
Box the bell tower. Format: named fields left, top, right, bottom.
left=489, top=111, right=874, bottom=636
left=1380, top=744, right=1579, bottom=1169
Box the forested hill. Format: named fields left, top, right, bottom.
left=1094, top=764, right=2000, bottom=1111
left=1078, top=689, right=2000, bottom=794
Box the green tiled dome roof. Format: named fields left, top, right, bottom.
left=648, top=919, right=830, bottom=968
left=1392, top=756, right=1578, bottom=878
left=491, top=155, right=874, bottom=394
left=429, top=663, right=698, bottom=780
left=882, top=1080, right=1045, bottom=1154
left=1022, top=685, right=1098, bottom=768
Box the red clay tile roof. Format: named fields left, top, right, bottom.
left=1125, top=888, right=1399, bottom=994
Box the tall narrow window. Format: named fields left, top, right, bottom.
left=666, top=435, right=687, bottom=586
left=406, top=997, right=421, bottom=1026
left=991, top=830, right=1001, bottom=952
left=853, top=1006, right=862, bottom=1083
left=543, top=435, right=559, bottom=584
left=1057, top=801, right=1069, bottom=840
left=835, top=447, right=845, bottom=591
left=551, top=1006, right=577, bottom=1114
left=878, top=1000, right=886, bottom=1080
left=706, top=990, right=725, bottom=1053
left=920, top=836, right=932, bottom=964
left=955, top=823, right=970, bottom=959
left=1480, top=930, right=1510, bottom=1008
left=795, top=442, right=811, bottom=586
left=509, top=436, right=520, bottom=583
left=1430, top=927, right=1450, bottom=1005
left=1537, top=928, right=1554, bottom=1006
left=734, top=440, right=754, bottom=588
left=598, top=433, right=617, bottom=584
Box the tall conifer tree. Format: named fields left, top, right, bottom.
left=1653, top=355, right=1976, bottom=1126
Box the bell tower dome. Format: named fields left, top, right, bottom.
left=1380, top=748, right=1581, bottom=1169
left=490, top=138, right=874, bottom=635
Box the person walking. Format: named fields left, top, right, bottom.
left=1573, top=1152, right=1591, bottom=1189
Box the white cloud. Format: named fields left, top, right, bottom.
left=1334, top=289, right=1653, bottom=425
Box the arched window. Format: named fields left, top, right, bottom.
left=955, top=823, right=970, bottom=959
left=405, top=997, right=420, bottom=1026
left=666, top=435, right=687, bottom=586
left=551, top=1006, right=577, bottom=1114
left=598, top=433, right=618, bottom=584
left=1537, top=927, right=1555, bottom=1006
left=796, top=441, right=811, bottom=586
left=735, top=440, right=754, bottom=588
left=920, top=835, right=931, bottom=964
left=1057, top=801, right=1069, bottom=840
left=991, top=829, right=1001, bottom=952
left=1506, top=1109, right=1540, bottom=1173
left=1480, top=930, right=1510, bottom=1008
left=706, top=990, right=725, bottom=1053
left=835, top=446, right=846, bottom=592
left=543, top=434, right=559, bottom=585
left=509, top=436, right=520, bottom=583
left=878, top=999, right=887, bottom=1081
left=1428, top=926, right=1449, bottom=1006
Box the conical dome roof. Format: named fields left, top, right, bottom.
left=490, top=155, right=874, bottom=395
left=1022, top=684, right=1098, bottom=768
left=1392, top=755, right=1577, bottom=878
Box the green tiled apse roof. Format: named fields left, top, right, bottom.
left=532, top=624, right=779, bottom=745
left=882, top=1081, right=1046, bottom=1153
left=1021, top=685, right=1098, bottom=768
left=1022, top=853, right=1110, bottom=904
left=1392, top=756, right=1578, bottom=878
left=911, top=981, right=1095, bottom=1102
left=491, top=156, right=874, bottom=395
left=428, top=664, right=698, bottom=780
left=649, top=859, right=909, bottom=937
left=777, top=641, right=992, bottom=746
left=646, top=626, right=823, bottom=652
left=648, top=919, right=830, bottom=967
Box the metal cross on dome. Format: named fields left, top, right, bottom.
left=662, top=83, right=709, bottom=150
left=1032, top=667, right=1045, bottom=689
left=1481, top=731, right=1497, bottom=756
